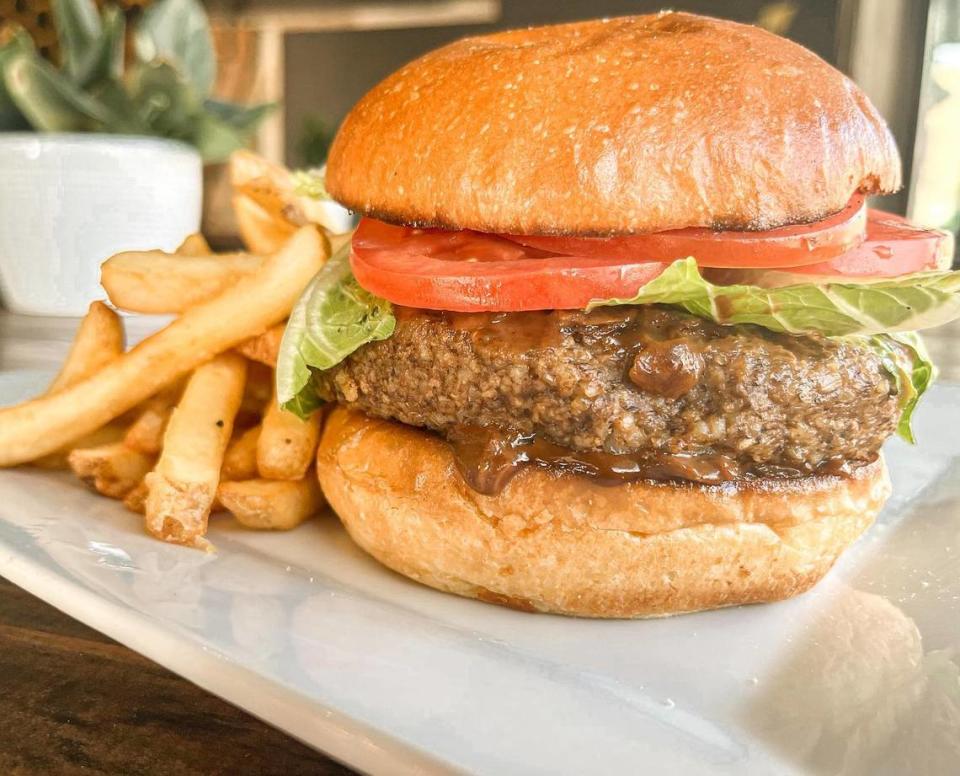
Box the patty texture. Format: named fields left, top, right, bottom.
left=315, top=305, right=901, bottom=472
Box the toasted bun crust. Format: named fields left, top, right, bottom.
left=326, top=12, right=900, bottom=236
left=317, top=408, right=891, bottom=618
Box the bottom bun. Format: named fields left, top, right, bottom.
left=317, top=408, right=891, bottom=618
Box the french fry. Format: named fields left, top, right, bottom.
left=0, top=226, right=327, bottom=467
left=36, top=303, right=126, bottom=468
left=175, top=233, right=212, bottom=255
left=230, top=149, right=302, bottom=225
left=144, top=353, right=247, bottom=548
left=240, top=361, right=273, bottom=412
left=236, top=323, right=284, bottom=368
left=232, top=194, right=298, bottom=255
left=124, top=481, right=223, bottom=516
left=68, top=443, right=155, bottom=499
left=101, top=251, right=264, bottom=314
left=217, top=475, right=324, bottom=531
left=46, top=301, right=124, bottom=395
left=123, top=479, right=149, bottom=514
left=221, top=425, right=261, bottom=481
left=257, top=391, right=322, bottom=480
left=123, top=393, right=176, bottom=455
left=33, top=424, right=127, bottom=470
left=230, top=149, right=293, bottom=197
left=230, top=150, right=349, bottom=240
left=235, top=363, right=272, bottom=428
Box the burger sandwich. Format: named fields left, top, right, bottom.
left=277, top=12, right=959, bottom=617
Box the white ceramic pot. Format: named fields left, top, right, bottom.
left=0, top=134, right=202, bottom=316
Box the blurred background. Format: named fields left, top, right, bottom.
left=2, top=0, right=958, bottom=252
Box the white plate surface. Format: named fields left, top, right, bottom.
left=1, top=370, right=958, bottom=775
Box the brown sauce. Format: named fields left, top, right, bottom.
left=447, top=424, right=861, bottom=496
left=445, top=310, right=565, bottom=354
left=441, top=306, right=712, bottom=399
left=627, top=340, right=704, bottom=398
left=437, top=306, right=652, bottom=356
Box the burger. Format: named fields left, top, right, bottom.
left=276, top=12, right=958, bottom=617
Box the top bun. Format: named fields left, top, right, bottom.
left=326, top=12, right=900, bottom=235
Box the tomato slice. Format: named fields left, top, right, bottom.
left=351, top=218, right=667, bottom=312
left=504, top=195, right=867, bottom=268
left=782, top=210, right=953, bottom=277
left=350, top=205, right=949, bottom=313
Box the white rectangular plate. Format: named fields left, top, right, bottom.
left=1, top=370, right=958, bottom=775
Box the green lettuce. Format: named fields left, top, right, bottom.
left=588, top=257, right=960, bottom=336
left=291, top=168, right=329, bottom=200
left=856, top=332, right=936, bottom=444
left=276, top=243, right=395, bottom=417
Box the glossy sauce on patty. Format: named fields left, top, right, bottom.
left=315, top=305, right=901, bottom=490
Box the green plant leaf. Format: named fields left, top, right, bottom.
left=135, top=0, right=216, bottom=97
left=50, top=0, right=125, bottom=87
left=203, top=98, right=275, bottom=134
left=192, top=112, right=246, bottom=163
left=50, top=0, right=102, bottom=83
left=89, top=78, right=147, bottom=133
left=588, top=257, right=960, bottom=336
left=0, top=25, right=35, bottom=58
left=4, top=52, right=118, bottom=131
left=0, top=25, right=34, bottom=129
left=276, top=244, right=396, bottom=417
left=124, top=62, right=270, bottom=161
left=297, top=114, right=336, bottom=167
left=126, top=59, right=202, bottom=137
left=0, top=90, right=27, bottom=130
left=2, top=2, right=269, bottom=160
left=70, top=4, right=125, bottom=87
left=197, top=99, right=275, bottom=161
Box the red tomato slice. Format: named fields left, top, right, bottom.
left=783, top=210, right=952, bottom=277
left=504, top=195, right=867, bottom=268
left=351, top=219, right=667, bottom=312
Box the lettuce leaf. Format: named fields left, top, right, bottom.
left=588, top=257, right=960, bottom=336
left=276, top=243, right=395, bottom=417
left=855, top=332, right=936, bottom=444
left=291, top=168, right=329, bottom=200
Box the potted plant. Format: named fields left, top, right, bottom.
left=0, top=0, right=271, bottom=315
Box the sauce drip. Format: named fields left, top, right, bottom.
left=444, top=305, right=711, bottom=364
left=628, top=340, right=704, bottom=398
left=447, top=425, right=862, bottom=496
left=445, top=310, right=565, bottom=353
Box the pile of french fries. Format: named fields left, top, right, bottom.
left=0, top=152, right=341, bottom=551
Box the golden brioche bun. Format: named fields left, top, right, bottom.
left=317, top=408, right=892, bottom=618
left=326, top=12, right=900, bottom=236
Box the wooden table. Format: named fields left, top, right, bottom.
left=0, top=577, right=352, bottom=776
left=1, top=312, right=958, bottom=774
